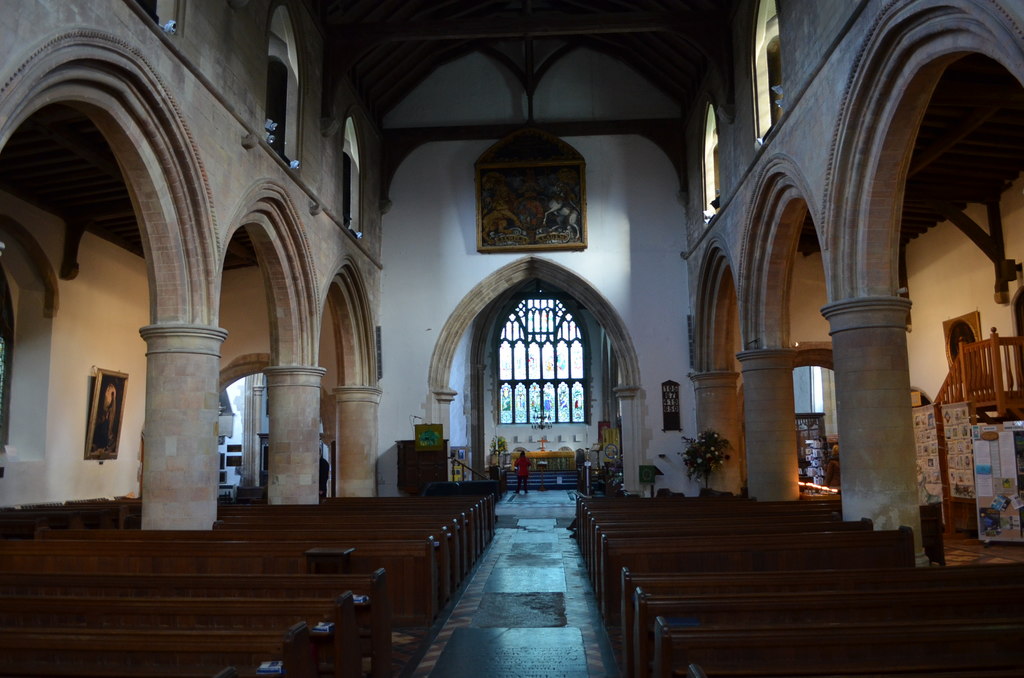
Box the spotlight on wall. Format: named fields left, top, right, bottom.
left=702, top=210, right=715, bottom=223
left=289, top=160, right=300, bottom=169
left=354, top=230, right=363, bottom=239
left=161, top=20, right=176, bottom=34
left=265, top=119, right=278, bottom=132
left=710, top=197, right=720, bottom=210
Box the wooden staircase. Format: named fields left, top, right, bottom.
left=935, top=328, right=1024, bottom=421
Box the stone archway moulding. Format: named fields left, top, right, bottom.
left=692, top=240, right=739, bottom=373
left=825, top=0, right=1024, bottom=300
left=0, top=30, right=219, bottom=325
left=428, top=256, right=640, bottom=393
left=740, top=155, right=820, bottom=351
left=219, top=352, right=272, bottom=391
left=227, top=181, right=320, bottom=366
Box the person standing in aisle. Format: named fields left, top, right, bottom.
left=514, top=451, right=532, bottom=494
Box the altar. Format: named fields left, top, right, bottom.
left=524, top=449, right=575, bottom=471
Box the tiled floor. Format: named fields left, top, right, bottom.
left=395, top=492, right=1024, bottom=677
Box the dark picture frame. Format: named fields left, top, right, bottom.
left=942, top=311, right=982, bottom=365
left=476, top=128, right=587, bottom=253
left=84, top=368, right=128, bottom=460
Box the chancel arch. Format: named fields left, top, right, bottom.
left=429, top=257, right=643, bottom=490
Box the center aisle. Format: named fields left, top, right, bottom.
left=408, top=489, right=620, bottom=677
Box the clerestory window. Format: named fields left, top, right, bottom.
left=497, top=296, right=587, bottom=425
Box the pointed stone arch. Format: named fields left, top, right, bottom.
left=429, top=257, right=639, bottom=397
left=692, top=241, right=740, bottom=372
left=826, top=0, right=1024, bottom=299
left=325, top=260, right=376, bottom=388
left=0, top=29, right=218, bottom=324
left=740, top=154, right=819, bottom=349
left=226, top=181, right=320, bottom=366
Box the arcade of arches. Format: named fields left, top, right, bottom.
left=0, top=1, right=1023, bottom=566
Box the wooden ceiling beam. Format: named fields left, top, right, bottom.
left=907, top=106, right=998, bottom=177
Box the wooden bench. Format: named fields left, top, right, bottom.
left=0, top=592, right=361, bottom=678
left=576, top=497, right=841, bottom=570
left=599, top=528, right=915, bottom=622
left=0, top=536, right=438, bottom=626
left=0, top=569, right=392, bottom=678
left=0, top=620, right=320, bottom=678
left=45, top=526, right=454, bottom=611
left=589, top=517, right=872, bottom=594
left=634, top=584, right=1024, bottom=678
left=652, top=616, right=1024, bottom=678
left=621, top=562, right=1024, bottom=678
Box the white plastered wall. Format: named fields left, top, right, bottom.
left=0, top=193, right=149, bottom=506
left=906, top=175, right=1024, bottom=401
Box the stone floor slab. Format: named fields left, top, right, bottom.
left=429, top=627, right=588, bottom=678
left=484, top=565, right=567, bottom=593
left=472, top=592, right=567, bottom=628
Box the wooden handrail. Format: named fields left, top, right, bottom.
left=935, top=328, right=1024, bottom=420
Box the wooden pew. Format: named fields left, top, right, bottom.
left=0, top=569, right=392, bottom=678
left=576, top=497, right=841, bottom=572
left=621, top=562, right=1024, bottom=678
left=652, top=616, right=1024, bottom=678
left=0, top=592, right=361, bottom=678
left=0, top=620, right=320, bottom=678
left=590, top=517, right=871, bottom=595
left=0, top=536, right=438, bottom=626
left=44, top=526, right=454, bottom=611
left=633, top=584, right=1024, bottom=678
left=598, top=528, right=915, bottom=623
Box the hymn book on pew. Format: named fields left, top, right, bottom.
left=256, top=660, right=284, bottom=674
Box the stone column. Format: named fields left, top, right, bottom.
left=139, top=323, right=227, bottom=529
left=736, top=348, right=799, bottom=501
left=613, top=385, right=642, bottom=492
left=690, top=371, right=743, bottom=494
left=264, top=365, right=326, bottom=504
left=431, top=388, right=457, bottom=440
left=241, top=372, right=265, bottom=487
left=822, top=296, right=922, bottom=558
left=334, top=385, right=383, bottom=496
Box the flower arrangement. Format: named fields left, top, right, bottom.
left=489, top=436, right=507, bottom=455
left=680, top=429, right=730, bottom=488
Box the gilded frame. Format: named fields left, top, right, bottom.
left=476, top=128, right=586, bottom=253
left=84, top=368, right=128, bottom=460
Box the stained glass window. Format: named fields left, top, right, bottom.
left=499, top=384, right=512, bottom=423
left=496, top=295, right=587, bottom=424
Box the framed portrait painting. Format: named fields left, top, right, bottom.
left=85, top=369, right=128, bottom=460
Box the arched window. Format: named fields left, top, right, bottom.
left=266, top=6, right=300, bottom=161
left=0, top=264, right=14, bottom=445
left=343, top=118, right=361, bottom=235
left=702, top=102, right=720, bottom=222
left=753, top=0, right=783, bottom=141
left=497, top=296, right=586, bottom=424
